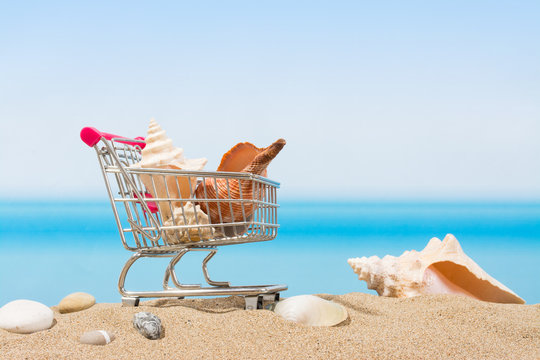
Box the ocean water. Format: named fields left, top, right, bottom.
left=0, top=200, right=539, bottom=306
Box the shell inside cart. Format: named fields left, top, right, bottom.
left=81, top=126, right=287, bottom=309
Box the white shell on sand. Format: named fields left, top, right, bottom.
left=135, top=119, right=207, bottom=221
left=273, top=295, right=348, bottom=327
left=162, top=202, right=215, bottom=244
left=0, top=300, right=54, bottom=334
left=79, top=330, right=115, bottom=345
left=58, top=292, right=95, bottom=314
left=348, top=234, right=525, bottom=304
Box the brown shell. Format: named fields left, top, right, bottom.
left=217, top=142, right=267, bottom=177
left=195, top=139, right=286, bottom=225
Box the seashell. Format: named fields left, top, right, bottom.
left=135, top=119, right=207, bottom=221
left=217, top=142, right=267, bottom=177
left=216, top=142, right=267, bottom=236
left=133, top=312, right=162, bottom=340
left=194, top=138, right=286, bottom=225
left=79, top=330, right=115, bottom=345
left=273, top=295, right=348, bottom=327
left=162, top=202, right=217, bottom=244
left=348, top=234, right=525, bottom=304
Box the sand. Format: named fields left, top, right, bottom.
left=1, top=293, right=539, bottom=360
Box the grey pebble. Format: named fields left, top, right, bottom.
left=133, top=312, right=162, bottom=340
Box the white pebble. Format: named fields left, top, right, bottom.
left=0, top=299, right=54, bottom=334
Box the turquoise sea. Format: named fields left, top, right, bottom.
left=1, top=200, right=539, bottom=306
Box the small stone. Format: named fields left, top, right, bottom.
left=0, top=299, right=54, bottom=334
left=58, top=292, right=95, bottom=314
left=79, top=330, right=115, bottom=345
left=133, top=312, right=162, bottom=340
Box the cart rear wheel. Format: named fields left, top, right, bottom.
left=244, top=293, right=280, bottom=310
left=122, top=297, right=140, bottom=307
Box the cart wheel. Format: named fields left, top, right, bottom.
left=244, top=296, right=263, bottom=310
left=122, top=297, right=140, bottom=307
left=262, top=293, right=280, bottom=303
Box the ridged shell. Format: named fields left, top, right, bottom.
left=273, top=295, right=348, bottom=327
left=348, top=234, right=525, bottom=304
left=133, top=312, right=162, bottom=340
left=194, top=138, right=286, bottom=225
left=217, top=142, right=267, bottom=177
left=162, top=202, right=216, bottom=244
left=136, top=119, right=207, bottom=221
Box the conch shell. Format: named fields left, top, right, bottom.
left=135, top=119, right=207, bottom=221
left=273, top=295, right=348, bottom=327
left=194, top=138, right=286, bottom=226
left=217, top=142, right=267, bottom=177
left=348, top=234, right=525, bottom=304
left=162, top=202, right=215, bottom=244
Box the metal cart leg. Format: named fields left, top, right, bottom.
left=118, top=252, right=143, bottom=307
left=118, top=249, right=287, bottom=308
left=163, top=247, right=230, bottom=288
left=201, top=249, right=230, bottom=287
left=163, top=249, right=201, bottom=289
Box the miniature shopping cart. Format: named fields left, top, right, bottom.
left=81, top=127, right=287, bottom=309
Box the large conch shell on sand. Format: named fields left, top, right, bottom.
left=348, top=234, right=525, bottom=304
left=194, top=139, right=286, bottom=226
left=135, top=119, right=207, bottom=221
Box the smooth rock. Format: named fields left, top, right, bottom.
left=0, top=299, right=54, bottom=334
left=133, top=312, right=162, bottom=340
left=58, top=292, right=95, bottom=314
left=79, top=330, right=115, bottom=345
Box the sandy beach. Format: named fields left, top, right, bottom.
left=1, top=293, right=538, bottom=360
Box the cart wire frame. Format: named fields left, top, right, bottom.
left=81, top=127, right=287, bottom=309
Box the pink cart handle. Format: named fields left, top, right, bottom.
left=80, top=127, right=146, bottom=149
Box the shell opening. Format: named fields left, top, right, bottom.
left=424, top=261, right=525, bottom=304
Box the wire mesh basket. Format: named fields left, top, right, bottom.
left=81, top=127, right=287, bottom=309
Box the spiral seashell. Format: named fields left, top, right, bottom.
left=133, top=312, right=162, bottom=340
left=194, top=138, right=286, bottom=225
left=135, top=119, right=207, bottom=221
left=273, top=295, right=348, bottom=327
left=348, top=234, right=525, bottom=304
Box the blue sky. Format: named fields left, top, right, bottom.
left=1, top=1, right=539, bottom=199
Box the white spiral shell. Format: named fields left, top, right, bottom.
left=135, top=119, right=207, bottom=221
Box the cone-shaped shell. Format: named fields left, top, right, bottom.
left=135, top=119, right=207, bottom=221
left=273, top=295, right=348, bottom=327
left=348, top=234, right=525, bottom=304
left=194, top=138, right=285, bottom=226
